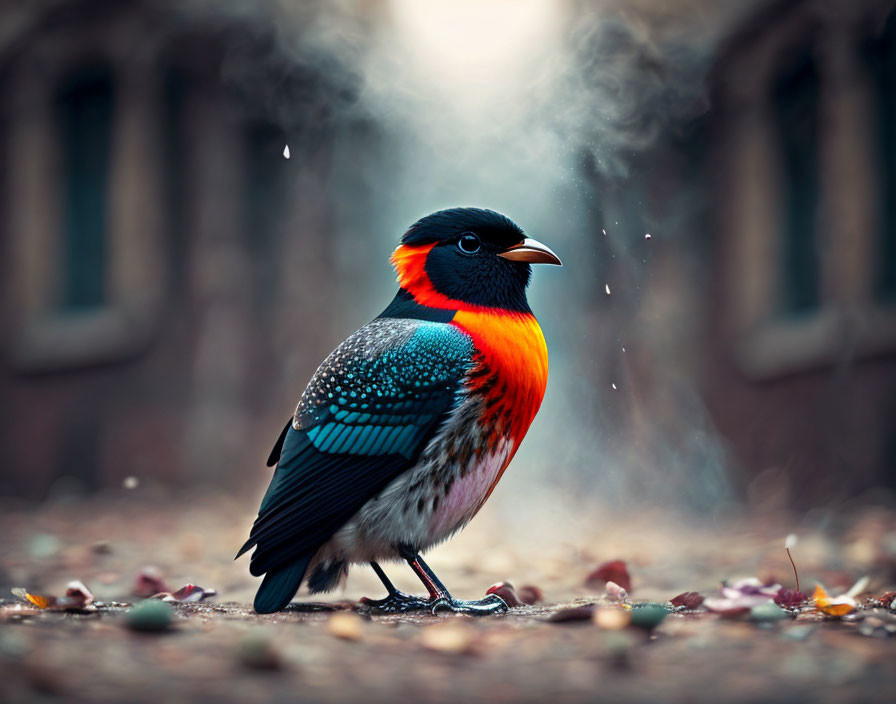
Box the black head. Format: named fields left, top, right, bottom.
left=399, top=208, right=560, bottom=312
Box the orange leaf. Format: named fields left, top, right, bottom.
left=813, top=584, right=855, bottom=616
left=24, top=592, right=56, bottom=609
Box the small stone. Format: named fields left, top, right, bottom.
left=549, top=605, right=595, bottom=623
left=750, top=603, right=790, bottom=622
left=629, top=604, right=668, bottom=630
left=606, top=581, right=628, bottom=601
left=124, top=600, right=173, bottom=632
left=236, top=629, right=281, bottom=670
left=420, top=621, right=476, bottom=654
left=327, top=612, right=363, bottom=641
left=594, top=607, right=631, bottom=630
left=486, top=582, right=523, bottom=607
left=517, top=585, right=543, bottom=605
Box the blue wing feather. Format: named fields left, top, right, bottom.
left=238, top=319, right=473, bottom=578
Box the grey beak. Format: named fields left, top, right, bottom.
left=497, top=238, right=562, bottom=266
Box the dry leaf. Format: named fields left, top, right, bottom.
left=670, top=592, right=704, bottom=609
left=586, top=561, right=632, bottom=592
left=813, top=585, right=856, bottom=617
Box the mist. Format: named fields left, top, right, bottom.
left=199, top=0, right=759, bottom=516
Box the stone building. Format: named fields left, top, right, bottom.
left=0, top=0, right=370, bottom=497
left=705, top=0, right=896, bottom=504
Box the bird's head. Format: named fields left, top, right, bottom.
left=391, top=208, right=561, bottom=313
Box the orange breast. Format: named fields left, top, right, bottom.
left=451, top=310, right=548, bottom=495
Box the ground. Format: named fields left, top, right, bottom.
left=1, top=489, right=895, bottom=703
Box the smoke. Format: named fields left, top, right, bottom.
left=199, top=0, right=758, bottom=513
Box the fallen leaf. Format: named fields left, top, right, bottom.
left=14, top=589, right=56, bottom=610
left=813, top=585, right=856, bottom=617
left=774, top=588, right=806, bottom=609
left=586, top=561, right=632, bottom=592
left=133, top=568, right=168, bottom=598
left=670, top=592, right=704, bottom=609
left=168, top=584, right=217, bottom=603
left=721, top=577, right=781, bottom=600
left=877, top=591, right=896, bottom=608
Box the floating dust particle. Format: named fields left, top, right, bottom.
left=645, top=233, right=651, bottom=240
left=283, top=145, right=290, bottom=159
left=605, top=284, right=611, bottom=295
left=122, top=476, right=139, bottom=490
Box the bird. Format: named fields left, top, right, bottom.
left=237, top=207, right=561, bottom=614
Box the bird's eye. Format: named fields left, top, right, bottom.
left=457, top=232, right=481, bottom=254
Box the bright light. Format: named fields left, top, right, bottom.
left=389, top=0, right=557, bottom=89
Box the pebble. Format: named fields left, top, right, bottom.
left=750, top=603, right=790, bottom=622
left=517, top=585, right=543, bottom=605
left=236, top=629, right=281, bottom=670
left=593, top=607, right=631, bottom=630
left=420, top=621, right=477, bottom=654
left=327, top=612, right=363, bottom=641
left=124, top=600, right=174, bottom=632
left=548, top=605, right=595, bottom=623
left=486, top=582, right=523, bottom=607
left=629, top=604, right=668, bottom=630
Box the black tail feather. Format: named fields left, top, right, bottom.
left=253, top=555, right=312, bottom=614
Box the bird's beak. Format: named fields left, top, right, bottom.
left=498, top=238, right=562, bottom=266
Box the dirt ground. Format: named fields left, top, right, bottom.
left=1, top=489, right=895, bottom=704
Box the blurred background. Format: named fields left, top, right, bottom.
left=1, top=0, right=895, bottom=519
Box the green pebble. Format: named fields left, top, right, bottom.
left=629, top=604, right=668, bottom=630
left=124, top=600, right=173, bottom=632
left=750, top=603, right=790, bottom=622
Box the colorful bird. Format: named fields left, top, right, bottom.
left=237, top=208, right=561, bottom=614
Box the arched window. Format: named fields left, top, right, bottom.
left=53, top=65, right=116, bottom=311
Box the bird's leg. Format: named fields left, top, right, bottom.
left=359, top=561, right=432, bottom=614
left=401, top=547, right=508, bottom=616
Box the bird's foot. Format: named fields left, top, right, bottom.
left=361, top=591, right=507, bottom=616
left=360, top=590, right=433, bottom=614
left=429, top=593, right=508, bottom=616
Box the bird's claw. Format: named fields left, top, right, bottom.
left=429, top=593, right=508, bottom=616
left=361, top=591, right=507, bottom=616
left=360, top=591, right=433, bottom=614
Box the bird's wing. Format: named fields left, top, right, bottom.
left=238, top=318, right=474, bottom=576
